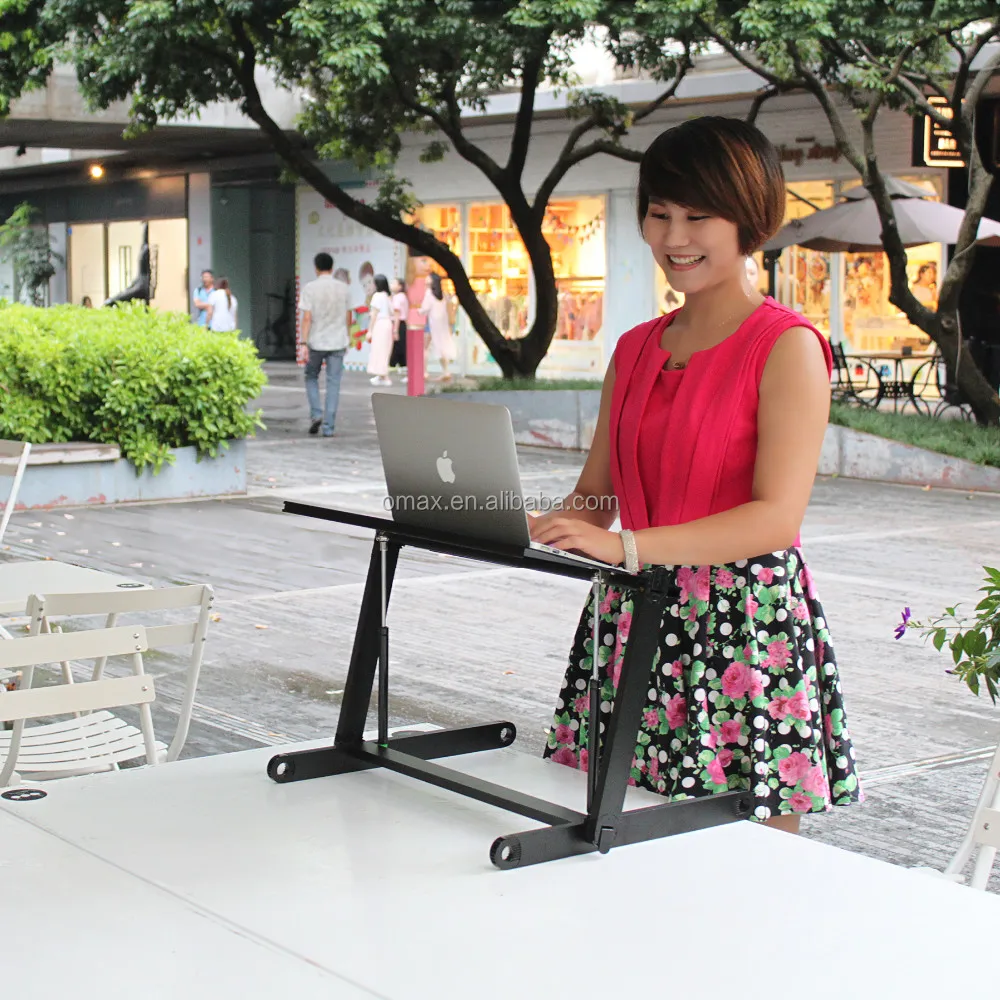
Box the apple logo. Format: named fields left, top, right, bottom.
left=436, top=451, right=456, bottom=484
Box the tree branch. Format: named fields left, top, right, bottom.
left=505, top=43, right=547, bottom=180
left=530, top=51, right=690, bottom=218
left=961, top=29, right=1000, bottom=119
left=384, top=62, right=507, bottom=189
left=697, top=20, right=786, bottom=87
left=746, top=84, right=787, bottom=124
left=786, top=42, right=866, bottom=176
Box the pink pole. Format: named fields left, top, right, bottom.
left=407, top=324, right=425, bottom=396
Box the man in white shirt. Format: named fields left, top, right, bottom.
left=300, top=252, right=352, bottom=437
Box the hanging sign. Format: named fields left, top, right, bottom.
left=913, top=95, right=965, bottom=168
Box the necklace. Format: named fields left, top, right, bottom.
left=661, top=299, right=757, bottom=371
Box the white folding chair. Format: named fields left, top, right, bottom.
left=941, top=740, right=1000, bottom=890
left=24, top=584, right=215, bottom=760
left=0, top=439, right=31, bottom=548
left=0, top=625, right=155, bottom=786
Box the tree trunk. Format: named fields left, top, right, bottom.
left=929, top=308, right=1000, bottom=425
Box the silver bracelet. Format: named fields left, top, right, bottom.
left=619, top=529, right=640, bottom=574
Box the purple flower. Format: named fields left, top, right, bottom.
left=893, top=606, right=912, bottom=640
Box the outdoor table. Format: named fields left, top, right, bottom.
left=0, top=559, right=147, bottom=617
left=0, top=739, right=997, bottom=999
left=845, top=351, right=937, bottom=412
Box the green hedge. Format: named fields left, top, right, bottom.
left=0, top=302, right=266, bottom=472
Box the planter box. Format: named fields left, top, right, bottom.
left=11, top=440, right=248, bottom=509
left=819, top=424, right=1000, bottom=493
left=440, top=389, right=602, bottom=450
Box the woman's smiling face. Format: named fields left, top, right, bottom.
left=642, top=198, right=745, bottom=295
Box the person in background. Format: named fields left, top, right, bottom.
left=193, top=269, right=215, bottom=325
left=81, top=296, right=93, bottom=308
left=366, top=274, right=395, bottom=387
left=420, top=272, right=456, bottom=382
left=389, top=276, right=409, bottom=380
left=300, top=252, right=352, bottom=437
left=206, top=277, right=238, bottom=332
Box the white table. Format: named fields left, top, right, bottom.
left=1, top=741, right=997, bottom=999
left=0, top=559, right=146, bottom=616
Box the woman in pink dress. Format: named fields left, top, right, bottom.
left=530, top=117, right=861, bottom=832
left=420, top=273, right=457, bottom=381
left=366, top=274, right=395, bottom=387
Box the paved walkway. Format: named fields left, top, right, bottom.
left=3, top=361, right=999, bottom=889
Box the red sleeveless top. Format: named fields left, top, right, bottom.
left=609, top=297, right=831, bottom=532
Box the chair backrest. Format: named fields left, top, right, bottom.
left=25, top=583, right=214, bottom=761
left=0, top=440, right=31, bottom=546
left=0, top=626, right=152, bottom=724
left=829, top=340, right=849, bottom=373
left=0, top=624, right=154, bottom=785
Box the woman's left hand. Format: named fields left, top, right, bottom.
left=530, top=517, right=625, bottom=565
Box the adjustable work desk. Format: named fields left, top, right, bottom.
left=271, top=502, right=749, bottom=868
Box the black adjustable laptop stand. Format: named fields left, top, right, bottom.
left=267, top=503, right=750, bottom=869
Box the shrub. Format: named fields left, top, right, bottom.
left=0, top=302, right=266, bottom=472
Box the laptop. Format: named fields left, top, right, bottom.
left=371, top=393, right=616, bottom=568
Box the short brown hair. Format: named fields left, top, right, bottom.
left=637, top=117, right=785, bottom=255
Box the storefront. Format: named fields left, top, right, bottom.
left=773, top=176, right=944, bottom=353
left=293, top=100, right=946, bottom=378
left=67, top=218, right=189, bottom=311
left=410, top=196, right=607, bottom=376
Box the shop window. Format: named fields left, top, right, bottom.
left=543, top=197, right=606, bottom=344
left=774, top=181, right=836, bottom=335
left=467, top=202, right=530, bottom=339
left=841, top=176, right=941, bottom=352
left=71, top=218, right=188, bottom=312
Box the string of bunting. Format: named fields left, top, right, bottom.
left=542, top=208, right=606, bottom=245
left=413, top=209, right=606, bottom=246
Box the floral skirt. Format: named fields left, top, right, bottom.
left=543, top=549, right=863, bottom=821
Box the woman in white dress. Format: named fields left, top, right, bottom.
left=420, top=273, right=456, bottom=381
left=366, top=274, right=395, bottom=386
left=389, top=277, right=409, bottom=373
left=206, top=277, right=238, bottom=332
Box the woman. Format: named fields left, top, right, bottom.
left=206, top=277, right=238, bottom=332
left=420, top=273, right=457, bottom=382
left=531, top=117, right=862, bottom=831
left=389, top=277, right=409, bottom=373
left=366, top=274, right=395, bottom=387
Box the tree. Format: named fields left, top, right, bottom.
left=0, top=201, right=62, bottom=305
left=686, top=0, right=1000, bottom=424
left=0, top=0, right=54, bottom=116
left=14, top=1, right=703, bottom=376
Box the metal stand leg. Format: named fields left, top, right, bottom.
left=268, top=537, right=751, bottom=870
left=378, top=534, right=390, bottom=749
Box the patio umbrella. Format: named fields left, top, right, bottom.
left=763, top=176, right=1000, bottom=252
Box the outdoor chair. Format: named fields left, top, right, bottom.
left=829, top=342, right=883, bottom=408
left=910, top=352, right=975, bottom=421
left=0, top=584, right=214, bottom=785
left=0, top=625, right=155, bottom=786
left=940, top=740, right=1000, bottom=890
left=0, top=440, right=31, bottom=550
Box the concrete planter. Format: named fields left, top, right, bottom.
left=441, top=389, right=1000, bottom=493
left=819, top=424, right=1000, bottom=493
left=440, top=389, right=602, bottom=450
left=13, top=440, right=248, bottom=509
